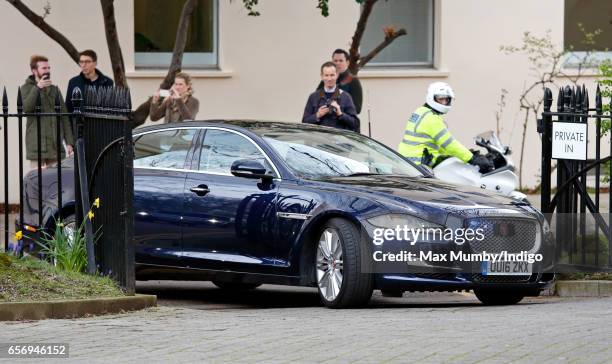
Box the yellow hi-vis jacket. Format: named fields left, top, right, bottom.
left=398, top=106, right=473, bottom=165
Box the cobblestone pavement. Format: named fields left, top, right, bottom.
left=1, top=281, right=611, bottom=363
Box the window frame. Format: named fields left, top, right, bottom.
left=195, top=127, right=280, bottom=178
left=134, top=0, right=219, bottom=69
left=133, top=127, right=280, bottom=178
left=133, top=127, right=199, bottom=170
left=361, top=0, right=436, bottom=69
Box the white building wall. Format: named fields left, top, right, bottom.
left=0, top=0, right=605, bottom=202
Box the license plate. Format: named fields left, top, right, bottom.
left=482, top=261, right=532, bottom=276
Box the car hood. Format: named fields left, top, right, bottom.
left=315, top=175, right=529, bottom=214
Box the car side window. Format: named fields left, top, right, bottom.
left=199, top=129, right=274, bottom=175
left=134, top=129, right=197, bottom=169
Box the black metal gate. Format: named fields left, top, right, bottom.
left=539, top=85, right=612, bottom=271
left=1, top=85, right=135, bottom=293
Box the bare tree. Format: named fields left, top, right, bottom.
left=7, top=0, right=198, bottom=126
left=347, top=0, right=407, bottom=75
left=7, top=0, right=408, bottom=125
left=99, top=0, right=127, bottom=88
left=500, top=29, right=598, bottom=188
left=6, top=0, right=80, bottom=62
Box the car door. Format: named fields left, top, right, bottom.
left=133, top=127, right=198, bottom=267
left=182, top=128, right=280, bottom=273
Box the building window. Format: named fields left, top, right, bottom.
left=564, top=0, right=612, bottom=67
left=361, top=0, right=434, bottom=67
left=134, top=0, right=218, bottom=68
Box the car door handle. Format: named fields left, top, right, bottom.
left=189, top=185, right=210, bottom=196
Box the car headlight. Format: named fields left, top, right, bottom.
left=367, top=213, right=442, bottom=230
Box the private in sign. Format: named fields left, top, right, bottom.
left=554, top=130, right=585, bottom=141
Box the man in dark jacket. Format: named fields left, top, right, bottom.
left=65, top=49, right=114, bottom=112
left=22, top=55, right=75, bottom=169
left=303, top=62, right=359, bottom=132
left=317, top=49, right=363, bottom=115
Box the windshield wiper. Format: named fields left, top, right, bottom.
left=343, top=172, right=383, bottom=177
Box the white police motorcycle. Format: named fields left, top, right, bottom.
left=432, top=131, right=528, bottom=201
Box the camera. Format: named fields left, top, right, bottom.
left=159, top=89, right=171, bottom=98
left=325, top=99, right=337, bottom=114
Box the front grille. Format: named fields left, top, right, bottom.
left=465, top=217, right=539, bottom=254
left=471, top=274, right=534, bottom=283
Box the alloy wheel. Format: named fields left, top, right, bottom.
left=316, top=228, right=344, bottom=302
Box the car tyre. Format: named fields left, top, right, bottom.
left=315, top=218, right=373, bottom=308
left=212, top=281, right=262, bottom=291
left=474, top=289, right=525, bottom=305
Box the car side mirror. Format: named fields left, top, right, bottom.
left=230, top=159, right=273, bottom=180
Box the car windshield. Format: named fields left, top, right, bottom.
left=260, top=128, right=423, bottom=179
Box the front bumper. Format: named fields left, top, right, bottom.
left=375, top=272, right=556, bottom=293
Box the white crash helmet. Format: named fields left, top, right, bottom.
left=425, top=82, right=455, bottom=114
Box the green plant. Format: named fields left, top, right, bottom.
left=36, top=218, right=89, bottom=273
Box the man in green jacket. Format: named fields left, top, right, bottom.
left=398, top=82, right=493, bottom=172
left=22, top=55, right=75, bottom=169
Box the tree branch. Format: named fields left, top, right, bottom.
left=6, top=0, right=79, bottom=63
left=161, top=0, right=198, bottom=89
left=132, top=0, right=198, bottom=127
left=348, top=0, right=377, bottom=74
left=100, top=0, right=127, bottom=87
left=356, top=28, right=407, bottom=71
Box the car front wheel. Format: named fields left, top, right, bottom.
left=315, top=218, right=372, bottom=308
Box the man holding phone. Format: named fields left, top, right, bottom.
left=22, top=55, right=75, bottom=169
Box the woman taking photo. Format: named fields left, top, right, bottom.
left=150, top=72, right=199, bottom=122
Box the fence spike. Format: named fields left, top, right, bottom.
left=596, top=85, right=602, bottom=113
left=2, top=87, right=8, bottom=113
left=112, top=89, right=120, bottom=113
left=96, top=87, right=103, bottom=108
left=72, top=87, right=83, bottom=111
left=126, top=88, right=132, bottom=111
left=557, top=88, right=564, bottom=113
left=54, top=89, right=62, bottom=112
left=16, top=87, right=23, bottom=110
left=105, top=87, right=113, bottom=109
left=544, top=87, right=552, bottom=110
left=583, top=88, right=589, bottom=112
left=35, top=88, right=42, bottom=112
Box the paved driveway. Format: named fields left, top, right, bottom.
left=1, top=281, right=611, bottom=363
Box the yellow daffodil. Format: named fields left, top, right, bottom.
left=14, top=230, right=23, bottom=241
left=88, top=210, right=95, bottom=220
left=94, top=197, right=101, bottom=209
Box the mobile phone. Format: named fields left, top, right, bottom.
left=159, top=89, right=170, bottom=98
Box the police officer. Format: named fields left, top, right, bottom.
left=398, top=82, right=493, bottom=172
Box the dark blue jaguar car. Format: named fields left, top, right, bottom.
left=23, top=121, right=554, bottom=308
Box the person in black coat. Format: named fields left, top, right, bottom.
left=65, top=49, right=114, bottom=112
left=316, top=49, right=363, bottom=114
left=303, top=62, right=360, bottom=132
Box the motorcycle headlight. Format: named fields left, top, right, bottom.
left=367, top=213, right=442, bottom=230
